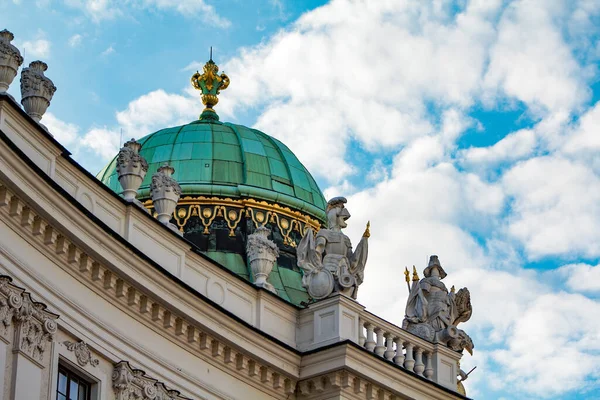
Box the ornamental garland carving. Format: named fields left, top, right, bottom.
left=117, top=139, right=149, bottom=175
left=0, top=30, right=23, bottom=66
left=64, top=341, right=99, bottom=367
left=0, top=275, right=59, bottom=362
left=150, top=164, right=181, bottom=195
left=112, top=361, right=190, bottom=400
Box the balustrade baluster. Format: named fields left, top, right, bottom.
left=424, top=351, right=433, bottom=380
left=404, top=343, right=415, bottom=371
left=358, top=318, right=366, bottom=347
left=414, top=347, right=425, bottom=376
left=393, top=338, right=405, bottom=366
left=365, top=323, right=376, bottom=352
left=374, top=328, right=385, bottom=357
left=383, top=333, right=394, bottom=360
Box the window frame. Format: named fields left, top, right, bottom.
left=56, top=364, right=93, bottom=400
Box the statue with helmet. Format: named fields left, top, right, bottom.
left=297, top=197, right=369, bottom=300
left=403, top=255, right=474, bottom=355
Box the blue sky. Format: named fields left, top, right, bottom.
left=3, top=0, right=600, bottom=398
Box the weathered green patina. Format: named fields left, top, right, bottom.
left=98, top=120, right=327, bottom=221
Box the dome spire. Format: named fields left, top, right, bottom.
left=191, top=49, right=230, bottom=121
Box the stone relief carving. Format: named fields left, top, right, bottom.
left=0, top=276, right=23, bottom=333
left=0, top=29, right=24, bottom=93
left=20, top=60, right=56, bottom=122
left=297, top=197, right=369, bottom=300
left=112, top=361, right=190, bottom=400
left=117, top=138, right=149, bottom=203
left=64, top=341, right=99, bottom=367
left=0, top=275, right=59, bottom=362
left=151, top=163, right=182, bottom=234
left=402, top=256, right=474, bottom=355
left=246, top=226, right=279, bottom=293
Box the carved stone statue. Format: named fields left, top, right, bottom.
left=402, top=255, right=474, bottom=355
left=297, top=197, right=369, bottom=300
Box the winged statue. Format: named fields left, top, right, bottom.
left=297, top=197, right=369, bottom=300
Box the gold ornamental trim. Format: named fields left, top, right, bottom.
left=143, top=196, right=323, bottom=245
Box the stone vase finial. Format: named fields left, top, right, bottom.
left=151, top=163, right=181, bottom=231
left=0, top=29, right=23, bottom=93
left=116, top=138, right=148, bottom=201
left=20, top=60, right=56, bottom=122
left=247, top=226, right=279, bottom=293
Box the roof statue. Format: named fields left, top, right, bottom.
left=0, top=29, right=24, bottom=93
left=297, top=197, right=369, bottom=300
left=402, top=255, right=474, bottom=355
left=190, top=50, right=230, bottom=121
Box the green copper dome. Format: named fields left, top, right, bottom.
left=97, top=120, right=327, bottom=221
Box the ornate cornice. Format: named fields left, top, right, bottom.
left=63, top=340, right=99, bottom=367
left=113, top=361, right=190, bottom=400
left=0, top=182, right=297, bottom=397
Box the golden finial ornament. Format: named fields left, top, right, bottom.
left=404, top=267, right=410, bottom=283
left=191, top=47, right=230, bottom=120
left=362, top=221, right=371, bottom=238
left=451, top=285, right=456, bottom=293
left=412, top=265, right=419, bottom=281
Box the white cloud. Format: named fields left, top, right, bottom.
left=43, top=113, right=79, bottom=146
left=79, top=127, right=121, bottom=160
left=502, top=156, right=600, bottom=259
left=142, top=0, right=231, bottom=28
left=115, top=89, right=201, bottom=138
left=482, top=0, right=596, bottom=115
left=68, top=34, right=83, bottom=48
left=64, top=0, right=230, bottom=27
left=558, top=263, right=600, bottom=293
left=461, top=128, right=537, bottom=167
left=491, top=292, right=600, bottom=396
left=21, top=38, right=51, bottom=58
left=101, top=45, right=115, bottom=56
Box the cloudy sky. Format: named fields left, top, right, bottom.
left=3, top=0, right=600, bottom=398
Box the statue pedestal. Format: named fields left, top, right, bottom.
left=297, top=294, right=365, bottom=352
left=432, top=343, right=461, bottom=390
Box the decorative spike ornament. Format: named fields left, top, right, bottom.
left=363, top=221, right=371, bottom=238
left=190, top=55, right=230, bottom=121
left=412, top=265, right=419, bottom=281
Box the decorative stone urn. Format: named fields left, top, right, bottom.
left=0, top=30, right=23, bottom=93
left=116, top=138, right=149, bottom=202
left=20, top=61, right=56, bottom=122
left=246, top=226, right=279, bottom=294
left=150, top=163, right=181, bottom=231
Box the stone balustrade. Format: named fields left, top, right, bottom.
left=357, top=310, right=460, bottom=388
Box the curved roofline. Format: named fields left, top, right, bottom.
left=97, top=120, right=327, bottom=223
